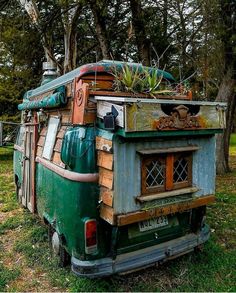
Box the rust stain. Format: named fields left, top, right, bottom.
left=153, top=115, right=206, bottom=131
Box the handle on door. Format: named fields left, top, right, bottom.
left=19, top=158, right=23, bottom=166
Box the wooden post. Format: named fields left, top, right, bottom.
left=0, top=122, right=3, bottom=147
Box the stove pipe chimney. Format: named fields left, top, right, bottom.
left=41, top=62, right=58, bottom=85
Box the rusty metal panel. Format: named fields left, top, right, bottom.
left=125, top=102, right=226, bottom=132
left=113, top=136, right=216, bottom=214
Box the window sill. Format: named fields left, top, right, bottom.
left=136, top=187, right=199, bottom=203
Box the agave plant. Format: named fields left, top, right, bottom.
left=112, top=63, right=176, bottom=97
left=120, top=64, right=142, bottom=92
left=143, top=69, right=163, bottom=93
left=112, top=63, right=144, bottom=92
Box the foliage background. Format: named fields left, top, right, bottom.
left=0, top=0, right=234, bottom=122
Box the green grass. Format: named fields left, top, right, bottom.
left=230, top=134, right=236, bottom=155
left=0, top=146, right=236, bottom=291
left=230, top=133, right=236, bottom=146
left=0, top=264, right=21, bottom=292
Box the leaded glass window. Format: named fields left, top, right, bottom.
left=141, top=152, right=192, bottom=195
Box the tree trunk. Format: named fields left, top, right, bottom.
left=61, top=3, right=83, bottom=74
left=130, top=0, right=150, bottom=66
left=18, top=0, right=62, bottom=73
left=63, top=27, right=78, bottom=73
left=89, top=0, right=111, bottom=60
left=216, top=68, right=236, bottom=174
left=215, top=0, right=236, bottom=174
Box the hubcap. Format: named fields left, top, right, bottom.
left=52, top=231, right=60, bottom=255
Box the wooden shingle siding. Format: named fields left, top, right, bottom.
left=57, top=126, right=67, bottom=139
left=96, top=136, right=115, bottom=221
left=48, top=110, right=71, bottom=124
left=100, top=187, right=113, bottom=207
left=36, top=117, right=66, bottom=167
left=81, top=74, right=114, bottom=91
left=99, top=167, right=113, bottom=189
left=36, top=146, right=43, bottom=157
left=52, top=151, right=65, bottom=167
left=100, top=203, right=115, bottom=225
left=97, top=151, right=113, bottom=170
left=37, top=135, right=45, bottom=147
left=96, top=136, right=113, bottom=153
left=40, top=127, right=47, bottom=136
left=61, top=111, right=72, bottom=124
left=54, top=138, right=63, bottom=152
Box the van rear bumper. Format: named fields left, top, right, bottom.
left=71, top=225, right=210, bottom=278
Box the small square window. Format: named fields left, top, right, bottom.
left=141, top=151, right=192, bottom=195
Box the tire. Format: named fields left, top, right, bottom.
left=48, top=226, right=70, bottom=268
left=15, top=182, right=22, bottom=203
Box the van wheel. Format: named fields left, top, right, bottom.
left=15, top=183, right=22, bottom=203
left=49, top=228, right=70, bottom=267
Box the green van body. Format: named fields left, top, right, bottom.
left=13, top=61, right=226, bottom=277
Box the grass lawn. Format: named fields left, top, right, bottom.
left=0, top=144, right=236, bottom=292
left=230, top=133, right=236, bottom=146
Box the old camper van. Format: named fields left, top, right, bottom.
left=13, top=61, right=226, bottom=277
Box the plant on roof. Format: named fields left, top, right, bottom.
left=112, top=63, right=176, bottom=97
left=112, top=64, right=142, bottom=92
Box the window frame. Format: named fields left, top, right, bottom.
left=140, top=147, right=196, bottom=196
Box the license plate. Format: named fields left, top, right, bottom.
left=138, top=216, right=168, bottom=232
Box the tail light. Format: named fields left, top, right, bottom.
left=84, top=219, right=97, bottom=254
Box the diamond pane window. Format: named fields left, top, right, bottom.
left=142, top=157, right=166, bottom=194
left=141, top=151, right=192, bottom=195
left=146, top=160, right=165, bottom=188
left=174, top=157, right=188, bottom=183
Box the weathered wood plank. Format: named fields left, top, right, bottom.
left=166, top=154, right=174, bottom=190
left=136, top=187, right=199, bottom=202
left=100, top=204, right=115, bottom=225
left=48, top=110, right=71, bottom=124
left=66, top=82, right=73, bottom=98
left=54, top=138, right=62, bottom=152
left=117, top=195, right=215, bottom=226
left=93, top=91, right=190, bottom=100
left=97, top=151, right=113, bottom=170
left=61, top=112, right=71, bottom=124
left=57, top=126, right=67, bottom=139
left=36, top=146, right=43, bottom=157
left=72, top=81, right=97, bottom=125
left=82, top=74, right=114, bottom=81
left=99, top=167, right=113, bottom=189
left=37, top=136, right=45, bottom=147
left=100, top=187, right=113, bottom=207
left=83, top=79, right=113, bottom=90
left=40, top=127, right=47, bottom=136
left=52, top=151, right=65, bottom=168
left=96, top=136, right=113, bottom=153
left=137, top=146, right=199, bottom=155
